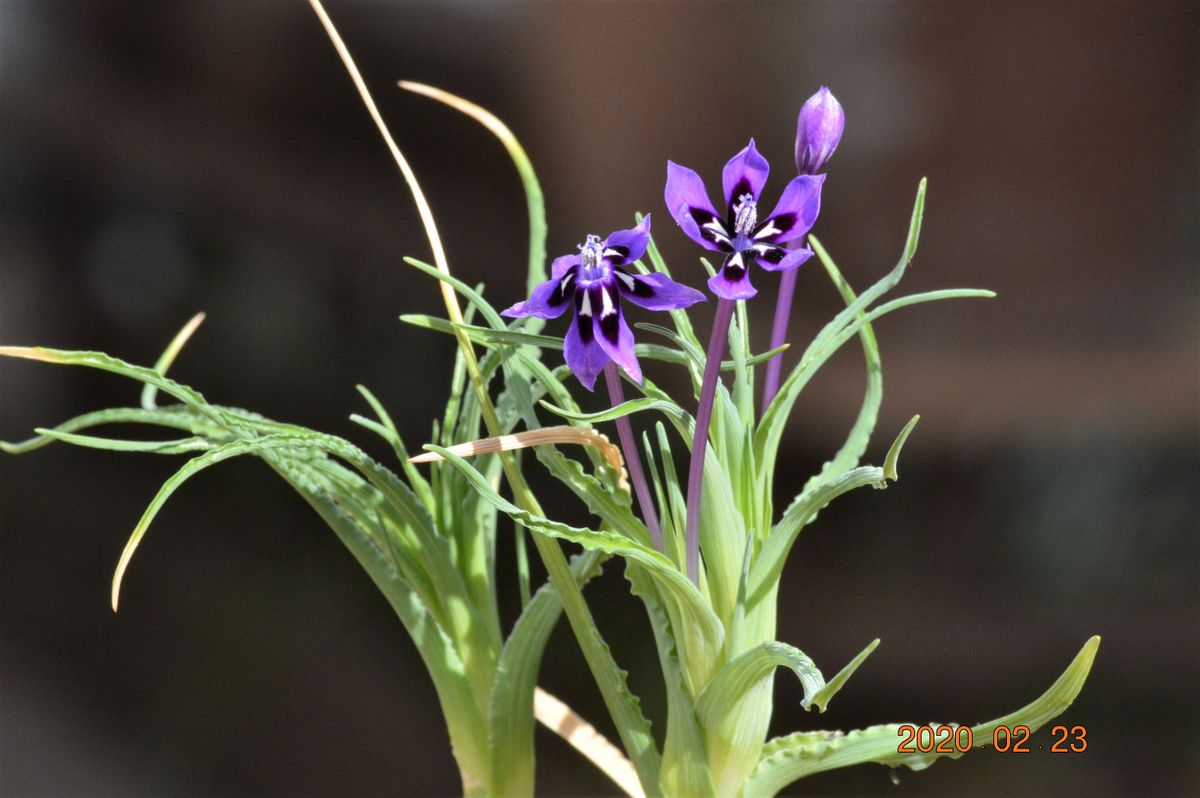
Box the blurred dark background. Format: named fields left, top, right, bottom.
left=2, top=1, right=1197, bottom=795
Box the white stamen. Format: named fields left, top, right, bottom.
left=733, top=193, right=758, bottom=236
left=578, top=234, right=604, bottom=270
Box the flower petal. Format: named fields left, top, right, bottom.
left=708, top=252, right=757, bottom=300
left=665, top=161, right=727, bottom=252
left=756, top=174, right=824, bottom=244
left=757, top=242, right=814, bottom=272
left=590, top=288, right=643, bottom=385
left=721, top=138, right=770, bottom=211
left=563, top=308, right=609, bottom=391
left=615, top=270, right=707, bottom=311
left=551, top=254, right=580, bottom=279
left=602, top=216, right=651, bottom=266
left=501, top=274, right=573, bottom=319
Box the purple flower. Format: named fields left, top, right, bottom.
left=795, top=86, right=844, bottom=175
left=664, top=140, right=823, bottom=300
left=502, top=216, right=706, bottom=391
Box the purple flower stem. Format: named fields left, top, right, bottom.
left=761, top=265, right=799, bottom=415
left=684, top=297, right=736, bottom=586
left=604, top=361, right=662, bottom=551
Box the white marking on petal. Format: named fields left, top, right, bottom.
left=579, top=291, right=592, bottom=317
left=754, top=222, right=780, bottom=240
left=614, top=271, right=636, bottom=290
left=602, top=248, right=623, bottom=259
left=600, top=286, right=616, bottom=318
left=728, top=251, right=744, bottom=269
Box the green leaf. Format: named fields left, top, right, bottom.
left=430, top=444, right=726, bottom=694
left=626, top=564, right=714, bottom=798
left=698, top=442, right=747, bottom=632
left=539, top=395, right=690, bottom=429
left=744, top=636, right=1101, bottom=797
left=0, top=347, right=221, bottom=424
left=111, top=434, right=321, bottom=611
left=696, top=641, right=825, bottom=721
left=696, top=641, right=826, bottom=795
left=33, top=428, right=215, bottom=454
left=882, top=415, right=919, bottom=480
left=636, top=215, right=703, bottom=355
left=756, top=179, right=927, bottom=481
left=488, top=549, right=607, bottom=796
left=2, top=406, right=226, bottom=455
left=353, top=384, right=434, bottom=510
left=141, top=312, right=206, bottom=410
left=397, top=82, right=547, bottom=308
left=278, top=455, right=489, bottom=784
left=810, top=639, right=880, bottom=713
left=799, top=237, right=882, bottom=498
left=402, top=257, right=506, bottom=330
left=749, top=419, right=919, bottom=607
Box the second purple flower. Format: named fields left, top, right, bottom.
left=502, top=216, right=706, bottom=390
left=664, top=139, right=824, bottom=300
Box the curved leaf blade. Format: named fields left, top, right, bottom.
left=745, top=636, right=1101, bottom=797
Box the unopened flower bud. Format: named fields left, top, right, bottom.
left=795, top=86, right=844, bottom=175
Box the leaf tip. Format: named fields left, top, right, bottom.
left=882, top=415, right=919, bottom=482
left=0, top=346, right=62, bottom=363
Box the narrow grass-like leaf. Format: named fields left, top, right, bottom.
left=402, top=257, right=506, bottom=330
left=488, top=549, right=607, bottom=795
left=756, top=179, right=926, bottom=477
left=431, top=444, right=725, bottom=693
left=275, top=454, right=489, bottom=783
left=626, top=565, right=714, bottom=798
left=539, top=396, right=689, bottom=428
left=354, top=384, right=434, bottom=507
left=799, top=237, right=881, bottom=498
left=111, top=434, right=317, bottom=611
left=141, top=312, right=206, bottom=410
left=0, top=347, right=220, bottom=423
left=696, top=641, right=825, bottom=721
left=2, top=406, right=225, bottom=455
left=744, top=636, right=1101, bottom=797
left=749, top=419, right=917, bottom=606
left=397, top=81, right=547, bottom=301
left=34, top=428, right=214, bottom=454
left=636, top=213, right=703, bottom=356
left=810, top=639, right=880, bottom=713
